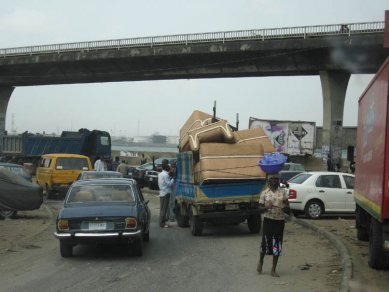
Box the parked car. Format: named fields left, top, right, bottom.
left=0, top=168, right=43, bottom=219
left=0, top=162, right=32, bottom=181
left=130, top=157, right=176, bottom=189
left=54, top=178, right=151, bottom=257
left=287, top=171, right=355, bottom=219
left=145, top=170, right=159, bottom=190
left=128, top=162, right=154, bottom=188
left=279, top=162, right=305, bottom=183
left=144, top=157, right=177, bottom=190
left=77, top=170, right=123, bottom=180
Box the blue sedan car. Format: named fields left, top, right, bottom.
left=54, top=178, right=151, bottom=257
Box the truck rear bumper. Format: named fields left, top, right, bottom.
left=198, top=209, right=261, bottom=219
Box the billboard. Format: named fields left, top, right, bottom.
left=249, top=117, right=316, bottom=155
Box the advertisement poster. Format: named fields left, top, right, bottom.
left=249, top=117, right=315, bottom=155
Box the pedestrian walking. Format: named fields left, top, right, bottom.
left=158, top=163, right=174, bottom=228
left=257, top=173, right=290, bottom=277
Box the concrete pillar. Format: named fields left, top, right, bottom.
left=0, top=86, right=14, bottom=150
left=319, top=71, right=350, bottom=170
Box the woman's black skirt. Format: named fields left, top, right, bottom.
left=260, top=217, right=285, bottom=256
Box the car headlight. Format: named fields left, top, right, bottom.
left=125, top=217, right=138, bottom=229
left=57, top=219, right=69, bottom=231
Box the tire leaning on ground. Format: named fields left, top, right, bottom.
left=368, top=218, right=388, bottom=269
left=304, top=200, right=324, bottom=219
left=247, top=214, right=262, bottom=233
left=0, top=209, right=18, bottom=219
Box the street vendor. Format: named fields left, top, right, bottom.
left=257, top=173, right=290, bottom=277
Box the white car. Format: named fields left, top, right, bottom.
left=287, top=171, right=355, bottom=219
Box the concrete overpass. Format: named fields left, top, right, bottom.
left=1, top=16, right=389, bottom=165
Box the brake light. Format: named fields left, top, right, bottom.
left=57, top=219, right=69, bottom=231
left=288, top=189, right=297, bottom=200
left=125, top=217, right=137, bottom=229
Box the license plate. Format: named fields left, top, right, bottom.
left=225, top=204, right=239, bottom=210
left=88, top=222, right=107, bottom=230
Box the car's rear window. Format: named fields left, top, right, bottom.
left=56, top=158, right=89, bottom=170
left=288, top=173, right=311, bottom=184
left=67, top=184, right=135, bottom=203
left=82, top=172, right=122, bottom=180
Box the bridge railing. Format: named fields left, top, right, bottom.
left=0, top=21, right=384, bottom=57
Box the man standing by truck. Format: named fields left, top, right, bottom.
left=158, top=163, right=174, bottom=228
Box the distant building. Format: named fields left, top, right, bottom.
left=152, top=135, right=167, bottom=144
left=133, top=136, right=152, bottom=143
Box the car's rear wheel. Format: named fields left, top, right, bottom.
left=0, top=209, right=17, bottom=219
left=304, top=200, right=324, bottom=219
left=247, top=214, right=262, bottom=233
left=143, top=229, right=150, bottom=242
left=133, top=237, right=144, bottom=256
left=60, top=241, right=73, bottom=257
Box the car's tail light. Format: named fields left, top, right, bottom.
left=57, top=219, right=69, bottom=231
left=125, top=217, right=137, bottom=229
left=288, top=189, right=297, bottom=199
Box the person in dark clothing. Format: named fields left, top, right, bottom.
left=111, top=156, right=120, bottom=171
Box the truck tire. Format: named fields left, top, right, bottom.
left=368, top=218, right=389, bottom=269
left=356, top=206, right=369, bottom=241
left=357, top=228, right=369, bottom=241
left=189, top=206, right=203, bottom=236
left=176, top=204, right=189, bottom=228
left=247, top=214, right=262, bottom=234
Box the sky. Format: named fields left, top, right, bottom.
left=0, top=0, right=388, bottom=138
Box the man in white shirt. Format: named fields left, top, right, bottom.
left=94, top=156, right=105, bottom=171
left=158, top=163, right=174, bottom=228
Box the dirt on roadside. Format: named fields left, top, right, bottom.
left=0, top=204, right=54, bottom=255
left=307, top=216, right=389, bottom=292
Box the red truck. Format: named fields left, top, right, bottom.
left=355, top=56, right=389, bottom=269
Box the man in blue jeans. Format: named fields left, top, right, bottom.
left=158, top=163, right=174, bottom=228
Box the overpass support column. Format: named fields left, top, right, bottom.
left=0, top=86, right=14, bottom=149
left=319, top=71, right=350, bottom=170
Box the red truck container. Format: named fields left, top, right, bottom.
left=355, top=57, right=389, bottom=269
